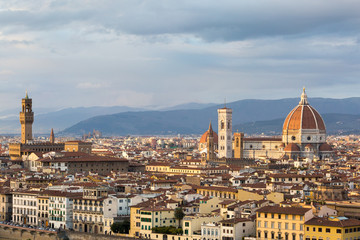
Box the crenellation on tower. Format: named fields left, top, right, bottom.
left=20, top=92, right=34, bottom=144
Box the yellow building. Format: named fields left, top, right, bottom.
left=130, top=201, right=153, bottom=238
left=64, top=141, right=92, bottom=153
left=256, top=206, right=313, bottom=240
left=139, top=206, right=176, bottom=239
left=0, top=188, right=12, bottom=222
left=305, top=216, right=360, bottom=240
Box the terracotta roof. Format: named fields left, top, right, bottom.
left=284, top=143, right=300, bottom=152
left=305, top=217, right=360, bottom=227
left=319, top=143, right=333, bottom=152
left=256, top=206, right=311, bottom=215
left=283, top=93, right=326, bottom=132
left=199, top=130, right=218, bottom=144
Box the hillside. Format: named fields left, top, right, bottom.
left=62, top=97, right=360, bottom=136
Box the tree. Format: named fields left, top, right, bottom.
left=174, top=208, right=185, bottom=228
left=111, top=220, right=130, bottom=234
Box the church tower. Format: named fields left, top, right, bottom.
left=20, top=92, right=34, bottom=144
left=206, top=121, right=215, bottom=161
left=50, top=128, right=55, bottom=144
left=233, top=132, right=244, bottom=159
left=218, top=106, right=232, bottom=158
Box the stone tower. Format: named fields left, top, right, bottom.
left=233, top=132, right=244, bottom=159
left=20, top=91, right=34, bottom=144
left=218, top=106, right=232, bottom=158
left=50, top=128, right=55, bottom=144
left=206, top=121, right=215, bottom=161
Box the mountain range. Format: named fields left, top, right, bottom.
left=61, top=97, right=360, bottom=136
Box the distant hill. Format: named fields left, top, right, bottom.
left=0, top=106, right=145, bottom=134
left=62, top=97, right=360, bottom=136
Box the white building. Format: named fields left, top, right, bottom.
left=220, top=218, right=255, bottom=240
left=48, top=192, right=79, bottom=229
left=201, top=222, right=221, bottom=240
left=13, top=191, right=38, bottom=226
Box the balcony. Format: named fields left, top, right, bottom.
left=73, top=209, right=103, bottom=215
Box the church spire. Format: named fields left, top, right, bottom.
left=50, top=128, right=55, bottom=144
left=299, top=87, right=309, bottom=105
left=208, top=120, right=213, bottom=134
left=207, top=120, right=215, bottom=161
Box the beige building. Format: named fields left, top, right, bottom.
left=0, top=188, right=12, bottom=222
left=37, top=193, right=50, bottom=227
left=64, top=141, right=92, bottom=153
left=73, top=186, right=108, bottom=234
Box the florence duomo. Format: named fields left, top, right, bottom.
left=199, top=88, right=333, bottom=162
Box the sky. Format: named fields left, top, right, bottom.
left=1, top=0, right=360, bottom=110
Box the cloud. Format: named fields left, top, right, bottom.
left=0, top=0, right=359, bottom=111
left=77, top=82, right=106, bottom=89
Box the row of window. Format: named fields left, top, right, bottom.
left=258, top=221, right=303, bottom=230
left=202, top=228, right=219, bottom=236
left=74, top=214, right=102, bottom=222
left=306, top=226, right=360, bottom=234
left=258, top=231, right=303, bottom=240
left=258, top=213, right=303, bottom=220
left=14, top=199, right=37, bottom=206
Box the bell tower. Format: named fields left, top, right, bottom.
left=218, top=106, right=232, bottom=158
left=20, top=91, right=34, bottom=144
left=206, top=121, right=215, bottom=161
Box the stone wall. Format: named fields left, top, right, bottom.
left=62, top=231, right=136, bottom=240
left=0, top=226, right=136, bottom=240
left=0, top=226, right=58, bottom=240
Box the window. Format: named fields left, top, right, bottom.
left=326, top=228, right=330, bottom=233
left=278, top=214, right=281, bottom=219
left=318, top=227, right=322, bottom=232
left=336, top=229, right=341, bottom=234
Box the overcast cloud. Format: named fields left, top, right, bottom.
left=0, top=0, right=360, bottom=110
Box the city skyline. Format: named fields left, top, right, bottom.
left=1, top=0, right=360, bottom=110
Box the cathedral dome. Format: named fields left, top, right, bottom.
left=319, top=143, right=333, bottom=152
left=283, top=89, right=326, bottom=134
left=200, top=129, right=218, bottom=144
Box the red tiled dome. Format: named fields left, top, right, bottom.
left=200, top=130, right=218, bottom=144
left=319, top=143, right=333, bottom=152
left=283, top=89, right=326, bottom=133
left=284, top=143, right=300, bottom=152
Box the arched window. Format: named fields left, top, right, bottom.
left=236, top=138, right=239, bottom=147
left=221, top=121, right=224, bottom=130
